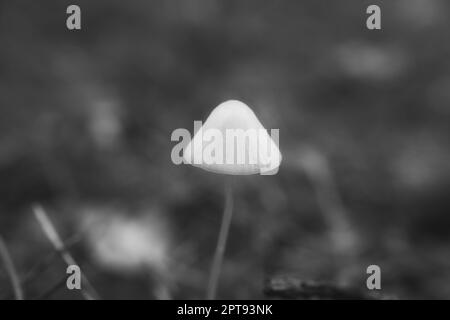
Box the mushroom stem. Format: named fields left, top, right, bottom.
left=207, top=180, right=234, bottom=300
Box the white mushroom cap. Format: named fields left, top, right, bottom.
left=183, top=100, right=282, bottom=175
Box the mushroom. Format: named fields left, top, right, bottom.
left=182, top=100, right=281, bottom=299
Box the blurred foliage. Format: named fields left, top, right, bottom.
left=0, top=0, right=450, bottom=299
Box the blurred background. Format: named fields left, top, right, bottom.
left=0, top=0, right=450, bottom=299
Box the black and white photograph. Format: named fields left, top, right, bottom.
left=0, top=0, right=450, bottom=307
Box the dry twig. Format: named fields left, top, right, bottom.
left=32, top=205, right=100, bottom=300
left=264, top=275, right=383, bottom=300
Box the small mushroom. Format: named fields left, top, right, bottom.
left=182, top=100, right=282, bottom=299
left=183, top=100, right=281, bottom=175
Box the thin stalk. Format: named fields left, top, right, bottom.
left=33, top=205, right=100, bottom=300
left=0, top=236, right=24, bottom=300
left=207, top=181, right=234, bottom=300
